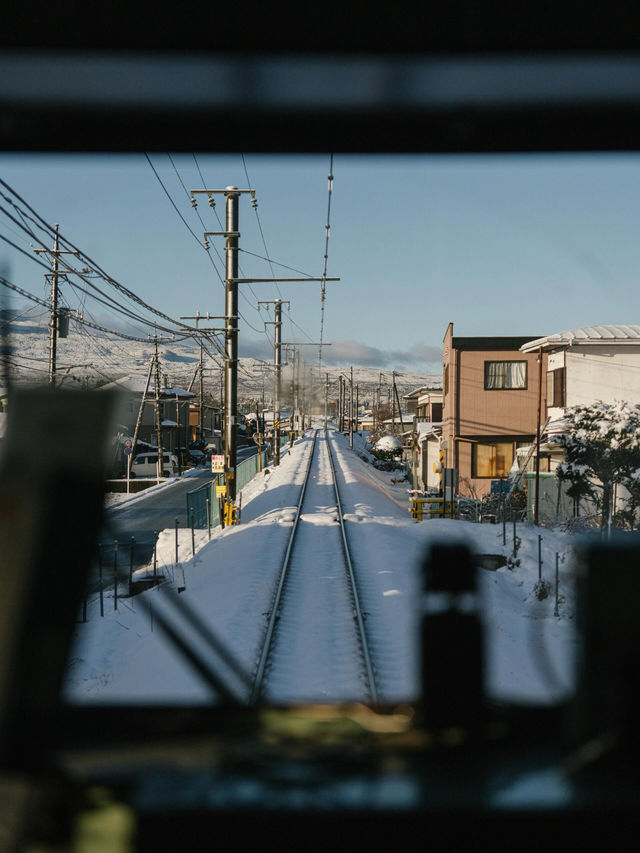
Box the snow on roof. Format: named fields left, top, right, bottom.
left=416, top=421, right=441, bottom=439
left=161, top=419, right=178, bottom=427
left=165, top=386, right=195, bottom=398
left=521, top=325, right=640, bottom=352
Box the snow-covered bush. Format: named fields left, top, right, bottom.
left=554, top=400, right=640, bottom=530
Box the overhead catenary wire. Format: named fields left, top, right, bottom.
left=240, top=153, right=318, bottom=348
left=145, top=153, right=269, bottom=339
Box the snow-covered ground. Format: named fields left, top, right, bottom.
left=64, top=427, right=578, bottom=707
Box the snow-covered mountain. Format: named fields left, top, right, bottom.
left=6, top=317, right=441, bottom=403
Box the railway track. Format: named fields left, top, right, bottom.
left=249, top=428, right=378, bottom=706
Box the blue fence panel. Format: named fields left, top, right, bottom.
left=187, top=451, right=269, bottom=529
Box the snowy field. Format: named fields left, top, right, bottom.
left=64, top=428, right=578, bottom=707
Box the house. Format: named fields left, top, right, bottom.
left=100, top=374, right=195, bottom=448
left=519, top=325, right=640, bottom=522
left=442, top=323, right=547, bottom=498
left=520, top=324, right=640, bottom=417
left=411, top=389, right=443, bottom=491
left=403, top=385, right=440, bottom=416
left=415, top=389, right=443, bottom=423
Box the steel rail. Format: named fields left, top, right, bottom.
left=249, top=430, right=319, bottom=706
left=324, top=428, right=378, bottom=704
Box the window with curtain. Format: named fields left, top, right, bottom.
left=472, top=442, right=514, bottom=477
left=484, top=361, right=527, bottom=390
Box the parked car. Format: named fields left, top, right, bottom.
left=176, top=447, right=206, bottom=467
left=186, top=449, right=206, bottom=466
left=130, top=452, right=179, bottom=477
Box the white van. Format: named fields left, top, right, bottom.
left=130, top=451, right=179, bottom=478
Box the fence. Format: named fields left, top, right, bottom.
left=187, top=448, right=268, bottom=529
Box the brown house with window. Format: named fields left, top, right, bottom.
left=442, top=323, right=547, bottom=498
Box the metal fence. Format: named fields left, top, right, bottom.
left=186, top=449, right=268, bottom=529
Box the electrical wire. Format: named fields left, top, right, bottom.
left=0, top=179, right=202, bottom=335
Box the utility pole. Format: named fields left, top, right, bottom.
left=34, top=225, right=78, bottom=387
left=350, top=366, right=354, bottom=448
left=128, top=356, right=154, bottom=490
left=153, top=330, right=165, bottom=482
left=48, top=226, right=59, bottom=386
left=191, top=185, right=339, bottom=518
left=199, top=338, right=204, bottom=443
left=325, top=373, right=329, bottom=428
left=392, top=370, right=396, bottom=435
left=281, top=341, right=331, bottom=435
left=259, top=298, right=289, bottom=467
left=393, top=373, right=405, bottom=434
left=180, top=311, right=226, bottom=450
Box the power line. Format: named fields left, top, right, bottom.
left=0, top=178, right=202, bottom=335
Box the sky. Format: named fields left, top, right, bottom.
left=2, top=152, right=640, bottom=372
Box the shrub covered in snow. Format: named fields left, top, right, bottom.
left=554, top=400, right=640, bottom=529
left=374, top=434, right=403, bottom=453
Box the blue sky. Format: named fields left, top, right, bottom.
left=2, top=152, right=640, bottom=371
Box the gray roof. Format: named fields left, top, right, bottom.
left=521, top=325, right=640, bottom=352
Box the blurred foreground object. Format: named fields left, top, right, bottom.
left=0, top=387, right=115, bottom=770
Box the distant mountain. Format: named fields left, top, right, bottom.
left=5, top=318, right=441, bottom=403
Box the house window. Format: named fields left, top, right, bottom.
left=431, top=402, right=443, bottom=422
left=472, top=442, right=515, bottom=478
left=484, top=361, right=527, bottom=390
left=546, top=367, right=565, bottom=407
left=444, top=364, right=449, bottom=396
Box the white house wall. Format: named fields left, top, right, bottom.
left=566, top=346, right=640, bottom=407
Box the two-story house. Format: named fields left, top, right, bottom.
left=521, top=325, right=640, bottom=419
left=442, top=323, right=546, bottom=498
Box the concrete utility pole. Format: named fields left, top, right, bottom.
left=153, top=330, right=165, bottom=482
left=180, top=312, right=226, bottom=449
left=34, top=225, right=78, bottom=387
left=199, top=338, right=204, bottom=442
left=281, top=342, right=331, bottom=435
left=393, top=372, right=405, bottom=434
left=259, top=298, right=289, bottom=467
left=325, top=373, right=329, bottom=428
left=48, top=226, right=59, bottom=386
left=392, top=370, right=397, bottom=435
left=128, top=356, right=154, bottom=488
left=350, top=366, right=354, bottom=448
left=191, top=185, right=339, bottom=513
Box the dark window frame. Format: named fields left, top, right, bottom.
left=484, top=360, right=528, bottom=390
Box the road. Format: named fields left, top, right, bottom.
left=96, top=445, right=259, bottom=578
